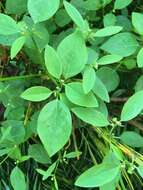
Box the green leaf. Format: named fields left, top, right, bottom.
left=37, top=162, right=57, bottom=180
left=114, top=0, right=132, bottom=9
left=65, top=82, right=98, bottom=107
left=6, top=0, right=27, bottom=15
left=137, top=48, right=143, bottom=68
left=10, top=36, right=26, bottom=59
left=135, top=75, right=143, bottom=92
left=101, top=32, right=139, bottom=57
left=132, top=12, right=143, bottom=35
left=83, top=0, right=102, bottom=11
left=21, top=86, right=52, bottom=102
left=97, top=54, right=123, bottom=65
left=28, top=0, right=60, bottom=23
left=120, top=131, right=143, bottom=147
left=0, top=120, right=25, bottom=147
left=57, top=31, right=87, bottom=79
left=96, top=67, right=120, bottom=92
left=137, top=165, right=143, bottom=178
left=0, top=13, right=20, bottom=35
left=75, top=164, right=120, bottom=187
left=64, top=151, right=82, bottom=159
left=94, top=26, right=122, bottom=37
left=64, top=1, right=86, bottom=31
left=32, top=23, right=49, bottom=52
left=37, top=100, right=72, bottom=157
left=82, top=67, right=96, bottom=94
left=10, top=167, right=26, bottom=190
left=72, top=107, right=109, bottom=127
left=121, top=90, right=143, bottom=121
left=103, top=13, right=116, bottom=27
left=45, top=45, right=62, bottom=79
left=55, top=9, right=71, bottom=27
left=92, top=76, right=109, bottom=102
left=28, top=144, right=51, bottom=164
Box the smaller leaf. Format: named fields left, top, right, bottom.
left=21, top=86, right=52, bottom=102
left=92, top=76, right=110, bottom=102
left=120, top=131, right=143, bottom=147
left=10, top=36, right=26, bottom=59
left=121, top=90, right=143, bottom=121
left=28, top=0, right=60, bottom=23
left=65, top=82, right=98, bottom=107
left=114, top=0, right=132, bottom=10
left=72, top=107, right=109, bottom=127
left=82, top=67, right=96, bottom=94
left=103, top=13, right=116, bottom=27
left=97, top=54, right=123, bottom=65
left=28, top=144, right=51, bottom=164
left=137, top=48, right=143, bottom=68
left=64, top=151, right=82, bottom=159
left=0, top=13, right=20, bottom=35
left=96, top=67, right=120, bottom=92
left=36, top=162, right=57, bottom=180
left=132, top=12, right=143, bottom=35
left=75, top=164, right=120, bottom=187
left=94, top=26, right=122, bottom=37
left=10, top=166, right=26, bottom=190
left=45, top=45, right=62, bottom=79
left=64, top=1, right=86, bottom=31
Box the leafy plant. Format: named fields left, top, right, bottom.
left=0, top=0, right=143, bottom=190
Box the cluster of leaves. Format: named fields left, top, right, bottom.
left=0, top=0, right=143, bottom=189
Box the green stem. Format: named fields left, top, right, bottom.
left=0, top=74, right=48, bottom=82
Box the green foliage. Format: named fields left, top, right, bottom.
left=37, top=100, right=72, bottom=157
left=0, top=0, right=143, bottom=189
left=121, top=90, right=143, bottom=121
left=10, top=167, right=26, bottom=190
left=0, top=14, right=20, bottom=35
left=120, top=131, right=143, bottom=147
left=28, top=0, right=60, bottom=23
left=21, top=86, right=52, bottom=101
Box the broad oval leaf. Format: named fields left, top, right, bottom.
left=94, top=26, right=122, bottom=37
left=121, top=90, right=143, bottom=121
left=72, top=107, right=109, bottom=127
left=57, top=31, right=87, bottom=79
left=132, top=12, right=143, bottom=35
left=37, top=100, right=72, bottom=157
left=10, top=166, right=26, bottom=190
left=114, top=0, right=132, bottom=9
left=120, top=131, right=143, bottom=147
left=82, top=67, right=96, bottom=94
left=101, top=32, right=139, bottom=57
left=75, top=164, right=120, bottom=187
left=92, top=76, right=110, bottom=102
left=28, top=144, right=51, bottom=164
left=137, top=48, right=143, bottom=68
left=11, top=36, right=26, bottom=59
left=96, top=67, right=120, bottom=92
left=65, top=82, right=98, bottom=107
left=6, top=0, right=27, bottom=15
left=21, top=86, right=52, bottom=102
left=103, top=13, right=117, bottom=27
left=97, top=54, right=123, bottom=65
left=28, top=0, right=60, bottom=23
left=64, top=1, right=86, bottom=31
left=45, top=45, right=62, bottom=79
left=0, top=13, right=20, bottom=35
